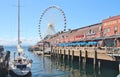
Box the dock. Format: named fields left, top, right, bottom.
left=0, top=46, right=10, bottom=76
left=51, top=46, right=120, bottom=72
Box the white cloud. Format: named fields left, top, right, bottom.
left=0, top=37, right=40, bottom=46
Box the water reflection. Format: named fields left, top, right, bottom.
left=4, top=46, right=119, bottom=77
left=50, top=55, right=119, bottom=77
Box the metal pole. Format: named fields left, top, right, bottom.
left=18, top=0, right=20, bottom=44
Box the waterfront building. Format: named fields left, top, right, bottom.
left=37, top=14, right=120, bottom=47
left=75, top=23, right=102, bottom=41
left=102, top=15, right=120, bottom=47
left=65, top=29, right=78, bottom=42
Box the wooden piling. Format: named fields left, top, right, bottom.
left=57, top=49, right=59, bottom=59
left=53, top=49, right=55, bottom=57
left=119, top=61, right=120, bottom=73
left=67, top=50, right=70, bottom=68
left=58, top=49, right=60, bottom=58
left=98, top=60, right=101, bottom=75
left=79, top=50, right=82, bottom=64
left=54, top=49, right=56, bottom=56
left=54, top=49, right=55, bottom=57
left=94, top=49, right=97, bottom=68
left=63, top=49, right=65, bottom=60
left=59, top=49, right=62, bottom=67
left=83, top=50, right=87, bottom=63
left=57, top=49, right=59, bottom=66
left=50, top=46, right=53, bottom=54
left=55, top=49, right=57, bottom=58
left=71, top=50, right=74, bottom=63
left=60, top=49, right=61, bottom=58
left=68, top=50, right=70, bottom=60
left=52, top=49, right=54, bottom=57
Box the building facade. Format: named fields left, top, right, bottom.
left=102, top=15, right=120, bottom=47
left=39, top=14, right=120, bottom=47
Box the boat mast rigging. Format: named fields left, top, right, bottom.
left=17, top=0, right=23, bottom=54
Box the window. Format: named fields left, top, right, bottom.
left=92, top=30, right=95, bottom=33
left=89, top=29, right=91, bottom=34
left=108, top=28, right=110, bottom=32
left=99, top=25, right=102, bottom=31
left=103, top=28, right=106, bottom=35
left=114, top=26, right=118, bottom=34
left=86, top=29, right=96, bottom=36
left=114, top=26, right=118, bottom=30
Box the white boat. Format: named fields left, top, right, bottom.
left=9, top=0, right=33, bottom=77
left=117, top=74, right=120, bottom=77
left=9, top=54, right=32, bottom=77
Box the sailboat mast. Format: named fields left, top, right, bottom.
left=18, top=0, right=20, bottom=44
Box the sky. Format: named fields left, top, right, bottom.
left=0, top=0, right=120, bottom=46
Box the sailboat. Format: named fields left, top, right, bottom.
left=9, top=0, right=32, bottom=77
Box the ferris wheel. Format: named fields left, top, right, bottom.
left=38, top=5, right=67, bottom=40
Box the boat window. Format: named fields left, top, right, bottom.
left=18, top=59, right=22, bottom=63
left=16, top=64, right=27, bottom=69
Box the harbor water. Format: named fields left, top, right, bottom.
left=3, top=46, right=119, bottom=77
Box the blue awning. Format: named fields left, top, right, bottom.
left=75, top=42, right=86, bottom=46
left=86, top=41, right=98, bottom=45
left=58, top=41, right=98, bottom=46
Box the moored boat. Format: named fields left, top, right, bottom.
left=9, top=0, right=33, bottom=76
left=9, top=53, right=32, bottom=77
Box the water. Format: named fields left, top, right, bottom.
left=3, top=46, right=119, bottom=77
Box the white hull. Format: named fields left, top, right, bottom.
left=9, top=64, right=31, bottom=76
left=9, top=56, right=32, bottom=77
left=9, top=69, right=31, bottom=77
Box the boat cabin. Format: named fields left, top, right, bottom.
left=16, top=64, right=27, bottom=70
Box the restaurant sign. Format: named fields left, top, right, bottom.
left=76, top=35, right=84, bottom=38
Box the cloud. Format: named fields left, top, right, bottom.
left=0, top=37, right=39, bottom=46
left=0, top=39, right=17, bottom=46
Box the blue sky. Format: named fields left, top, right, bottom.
left=0, top=0, right=120, bottom=46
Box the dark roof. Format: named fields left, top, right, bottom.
left=75, top=23, right=102, bottom=30
left=104, top=35, right=120, bottom=39
left=80, top=35, right=120, bottom=41
left=65, top=23, right=102, bottom=33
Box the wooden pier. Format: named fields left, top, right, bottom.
left=0, top=46, right=10, bottom=76
left=51, top=46, right=120, bottom=72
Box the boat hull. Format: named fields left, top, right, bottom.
left=9, top=70, right=32, bottom=77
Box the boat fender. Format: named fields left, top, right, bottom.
left=0, top=58, right=3, bottom=63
